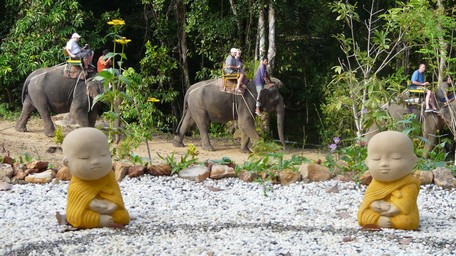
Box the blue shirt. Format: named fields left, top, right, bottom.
left=253, top=64, right=268, bottom=85
left=224, top=55, right=237, bottom=74
left=411, top=70, right=425, bottom=88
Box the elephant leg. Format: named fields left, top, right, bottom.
left=238, top=118, right=259, bottom=153
left=74, top=109, right=90, bottom=127
left=422, top=114, right=441, bottom=158
left=240, top=132, right=251, bottom=153
left=35, top=105, right=55, bottom=137
left=88, top=109, right=97, bottom=127
left=15, top=97, right=35, bottom=132
left=172, top=113, right=195, bottom=148
left=192, top=114, right=214, bottom=151
left=195, top=120, right=215, bottom=151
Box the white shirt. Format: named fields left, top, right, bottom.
left=66, top=39, right=81, bottom=55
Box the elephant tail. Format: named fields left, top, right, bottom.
left=21, top=76, right=31, bottom=104
left=175, top=90, right=190, bottom=134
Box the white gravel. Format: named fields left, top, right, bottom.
left=1, top=176, right=455, bottom=255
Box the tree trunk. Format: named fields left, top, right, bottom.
left=267, top=3, right=276, bottom=74
left=258, top=7, right=266, bottom=60
left=175, top=0, right=190, bottom=88
left=229, top=0, right=242, bottom=42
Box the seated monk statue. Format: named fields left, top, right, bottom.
left=358, top=130, right=420, bottom=230
left=62, top=127, right=130, bottom=228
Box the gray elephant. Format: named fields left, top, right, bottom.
left=172, top=78, right=286, bottom=152
left=15, top=65, right=102, bottom=137
left=422, top=100, right=456, bottom=158
left=366, top=99, right=454, bottom=158
left=365, top=102, right=421, bottom=141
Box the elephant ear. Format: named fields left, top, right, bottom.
left=86, top=81, right=102, bottom=98
left=270, top=77, right=283, bottom=88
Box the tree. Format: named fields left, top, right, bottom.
left=325, top=0, right=416, bottom=140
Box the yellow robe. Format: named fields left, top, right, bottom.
left=66, top=171, right=130, bottom=228
left=357, top=174, right=420, bottom=230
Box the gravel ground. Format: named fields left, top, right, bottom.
left=1, top=176, right=456, bottom=255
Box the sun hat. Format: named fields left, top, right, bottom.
left=72, top=33, right=81, bottom=39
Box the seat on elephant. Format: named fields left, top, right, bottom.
left=221, top=63, right=240, bottom=93
left=63, top=48, right=87, bottom=79
left=63, top=48, right=83, bottom=66
left=404, top=80, right=425, bottom=106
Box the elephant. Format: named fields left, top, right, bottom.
left=365, top=102, right=421, bottom=141
left=422, top=100, right=456, bottom=158
left=366, top=99, right=454, bottom=158
left=15, top=65, right=103, bottom=137
left=172, top=78, right=286, bottom=152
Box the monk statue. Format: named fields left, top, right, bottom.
left=358, top=131, right=420, bottom=230
left=62, top=127, right=130, bottom=228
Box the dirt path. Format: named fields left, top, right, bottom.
left=0, top=116, right=324, bottom=168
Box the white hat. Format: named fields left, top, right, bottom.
left=230, top=48, right=237, bottom=53
left=72, top=33, right=81, bottom=39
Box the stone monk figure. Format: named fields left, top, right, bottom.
left=62, top=127, right=130, bottom=228
left=358, top=131, right=420, bottom=230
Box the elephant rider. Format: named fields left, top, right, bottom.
left=66, top=33, right=95, bottom=71
left=253, top=57, right=272, bottom=115
left=411, top=63, right=437, bottom=113
left=97, top=49, right=112, bottom=72
left=436, top=75, right=455, bottom=105
left=224, top=48, right=246, bottom=93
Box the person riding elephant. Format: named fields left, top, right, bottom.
left=173, top=77, right=286, bottom=152
left=225, top=48, right=246, bottom=93
left=15, top=65, right=103, bottom=137
left=65, top=32, right=95, bottom=71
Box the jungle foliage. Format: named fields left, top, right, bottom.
left=2, top=0, right=456, bottom=153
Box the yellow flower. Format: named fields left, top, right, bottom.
left=147, top=97, right=160, bottom=103
left=107, top=19, right=125, bottom=26
left=115, top=37, right=132, bottom=45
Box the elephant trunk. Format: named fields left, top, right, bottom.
left=276, top=97, right=286, bottom=150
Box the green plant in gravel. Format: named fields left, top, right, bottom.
left=323, top=136, right=367, bottom=175
left=236, top=148, right=309, bottom=195
left=53, top=127, right=64, bottom=145
left=157, top=144, right=200, bottom=175
left=18, top=151, right=33, bottom=164
left=250, top=139, right=282, bottom=155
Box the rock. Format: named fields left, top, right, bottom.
left=332, top=160, right=348, bottom=175
left=333, top=173, right=354, bottom=182
left=433, top=167, right=456, bottom=189
left=113, top=162, right=130, bottom=182
left=0, top=163, right=14, bottom=181
left=56, top=166, right=72, bottom=181
left=299, top=164, right=332, bottom=182
left=13, top=169, right=27, bottom=181
left=0, top=181, right=12, bottom=191
left=238, top=170, right=258, bottom=182
left=179, top=166, right=210, bottom=182
left=147, top=164, right=172, bottom=176
left=26, top=161, right=49, bottom=171
left=25, top=170, right=55, bottom=184
left=210, top=164, right=236, bottom=179
left=278, top=169, right=301, bottom=185
left=128, top=165, right=146, bottom=178
left=359, top=171, right=372, bottom=185
left=261, top=171, right=279, bottom=184
left=25, top=168, right=40, bottom=175
left=413, top=170, right=433, bottom=185
left=1, top=155, right=14, bottom=165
